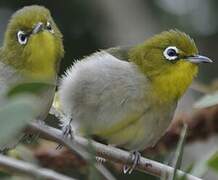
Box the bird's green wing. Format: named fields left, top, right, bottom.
left=104, top=46, right=133, bottom=61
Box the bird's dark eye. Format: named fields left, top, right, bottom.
left=167, top=49, right=177, bottom=56
left=163, top=46, right=179, bottom=61
left=46, top=22, right=54, bottom=33
left=17, top=31, right=28, bottom=45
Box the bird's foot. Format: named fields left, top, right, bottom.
left=56, top=119, right=73, bottom=150
left=123, top=151, right=141, bottom=174
left=96, top=156, right=106, bottom=163
left=61, top=119, right=74, bottom=139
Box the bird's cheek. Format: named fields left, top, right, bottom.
left=180, top=59, right=198, bottom=67
left=175, top=60, right=199, bottom=76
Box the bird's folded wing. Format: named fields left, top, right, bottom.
left=0, top=61, right=19, bottom=98
left=105, top=46, right=133, bottom=62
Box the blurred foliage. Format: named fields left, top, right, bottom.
left=194, top=91, right=218, bottom=109
left=208, top=151, right=218, bottom=172
left=7, top=82, right=54, bottom=98
left=0, top=95, right=38, bottom=146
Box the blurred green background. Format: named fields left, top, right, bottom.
left=0, top=0, right=217, bottom=180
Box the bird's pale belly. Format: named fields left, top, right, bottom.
left=103, top=105, right=176, bottom=151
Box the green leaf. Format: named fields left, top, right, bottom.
left=194, top=92, right=218, bottom=109
left=7, top=82, right=54, bottom=98
left=207, top=151, right=218, bottom=172
left=0, top=171, right=10, bottom=178
left=191, top=150, right=217, bottom=177
left=177, top=163, right=194, bottom=180
left=0, top=95, right=38, bottom=146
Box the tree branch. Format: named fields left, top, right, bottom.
left=0, top=154, right=76, bottom=180
left=27, top=122, right=202, bottom=180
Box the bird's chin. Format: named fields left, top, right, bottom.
left=30, top=31, right=55, bottom=46
left=23, top=32, right=57, bottom=80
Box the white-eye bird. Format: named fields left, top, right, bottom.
left=0, top=5, right=64, bottom=150
left=59, top=30, right=212, bottom=172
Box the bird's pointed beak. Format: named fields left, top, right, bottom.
left=32, top=22, right=44, bottom=34
left=186, top=55, right=213, bottom=63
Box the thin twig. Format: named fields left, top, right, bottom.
left=170, top=124, right=187, bottom=180
left=0, top=154, right=75, bottom=180
left=28, top=122, right=202, bottom=180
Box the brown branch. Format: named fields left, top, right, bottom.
left=27, top=122, right=201, bottom=180
left=32, top=105, right=218, bottom=173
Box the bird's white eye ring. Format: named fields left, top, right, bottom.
left=17, top=31, right=28, bottom=45
left=163, top=46, right=179, bottom=61
left=46, top=22, right=54, bottom=33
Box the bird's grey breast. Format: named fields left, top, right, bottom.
left=60, top=51, right=150, bottom=135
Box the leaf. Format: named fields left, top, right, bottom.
left=177, top=163, right=194, bottom=180
left=207, top=151, right=218, bottom=172
left=7, top=82, right=54, bottom=98
left=194, top=92, right=218, bottom=109
left=0, top=171, right=10, bottom=178
left=0, top=95, right=38, bottom=146
left=191, top=150, right=217, bottom=177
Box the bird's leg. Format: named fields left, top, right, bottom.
left=123, top=151, right=141, bottom=174
left=56, top=118, right=74, bottom=149
left=62, top=118, right=74, bottom=139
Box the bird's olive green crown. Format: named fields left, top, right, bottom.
left=129, top=30, right=200, bottom=77
left=0, top=5, right=64, bottom=81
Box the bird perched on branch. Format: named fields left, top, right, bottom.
left=59, top=30, right=212, bottom=173
left=0, top=5, right=64, bottom=150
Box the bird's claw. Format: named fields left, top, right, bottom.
left=56, top=119, right=73, bottom=150
left=123, top=151, right=141, bottom=174
left=96, top=156, right=106, bottom=163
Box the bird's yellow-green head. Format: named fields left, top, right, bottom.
left=129, top=30, right=212, bottom=104
left=0, top=5, right=64, bottom=81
